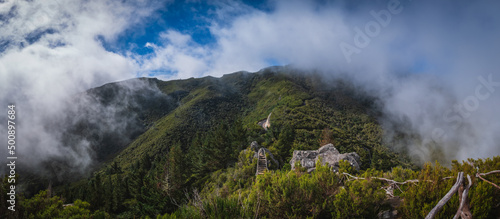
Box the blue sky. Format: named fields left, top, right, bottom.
left=3, top=0, right=498, bottom=81
left=0, top=0, right=499, bottom=88
left=105, top=0, right=270, bottom=55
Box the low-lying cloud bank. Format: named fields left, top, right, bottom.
left=0, top=0, right=165, bottom=175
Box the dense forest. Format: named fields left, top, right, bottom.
left=1, top=67, right=499, bottom=218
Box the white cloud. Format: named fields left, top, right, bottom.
left=0, top=0, right=162, bottom=171
left=159, top=30, right=192, bottom=45
left=137, top=30, right=211, bottom=79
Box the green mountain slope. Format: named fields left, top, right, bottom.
left=99, top=67, right=411, bottom=173
left=39, top=67, right=424, bottom=217
left=55, top=66, right=419, bottom=216
left=5, top=66, right=499, bottom=218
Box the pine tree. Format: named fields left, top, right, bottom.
left=275, top=124, right=295, bottom=163
left=103, top=175, right=113, bottom=212
left=205, top=123, right=232, bottom=171
left=90, top=174, right=103, bottom=209
left=229, top=118, right=247, bottom=158
left=164, top=142, right=185, bottom=197
left=187, top=133, right=209, bottom=184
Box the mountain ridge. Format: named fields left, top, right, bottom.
left=5, top=66, right=499, bottom=218
left=100, top=66, right=409, bottom=172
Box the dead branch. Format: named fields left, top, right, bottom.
left=395, top=184, right=404, bottom=194
left=342, top=172, right=429, bottom=185
left=342, top=170, right=499, bottom=219
left=254, top=194, right=261, bottom=219
left=478, top=170, right=500, bottom=176
left=372, top=177, right=423, bottom=185
left=342, top=172, right=431, bottom=198
left=453, top=174, right=472, bottom=219
left=342, top=172, right=363, bottom=181
left=476, top=173, right=500, bottom=190
left=425, top=172, right=464, bottom=219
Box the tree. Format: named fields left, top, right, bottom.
left=274, top=124, right=295, bottom=163
left=163, top=142, right=185, bottom=198
left=20, top=190, right=108, bottom=219
left=187, top=133, right=209, bottom=184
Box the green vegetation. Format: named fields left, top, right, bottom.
left=0, top=188, right=110, bottom=219
left=157, top=156, right=500, bottom=219
left=2, top=67, right=499, bottom=218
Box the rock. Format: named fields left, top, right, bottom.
left=377, top=210, right=391, bottom=219
left=290, top=143, right=361, bottom=172
left=250, top=141, right=259, bottom=151
left=377, top=210, right=398, bottom=219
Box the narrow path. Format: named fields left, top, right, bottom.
left=256, top=148, right=268, bottom=175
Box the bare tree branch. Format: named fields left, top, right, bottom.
left=478, top=170, right=500, bottom=176
left=476, top=173, right=500, bottom=190
left=254, top=193, right=261, bottom=219
left=341, top=170, right=500, bottom=219
left=454, top=174, right=472, bottom=219
left=342, top=172, right=430, bottom=184
left=425, top=172, right=464, bottom=219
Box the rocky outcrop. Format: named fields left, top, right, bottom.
left=290, top=144, right=361, bottom=173
left=250, top=141, right=260, bottom=151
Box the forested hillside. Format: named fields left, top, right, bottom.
left=1, top=67, right=499, bottom=218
